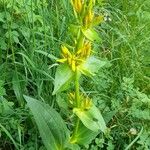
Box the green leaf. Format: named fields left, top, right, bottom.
left=5, top=30, right=19, bottom=43
left=17, top=52, right=35, bottom=68
left=92, top=15, right=104, bottom=26
left=20, top=26, right=30, bottom=42
left=0, top=123, right=19, bottom=150
left=35, top=50, right=58, bottom=61
left=12, top=72, right=24, bottom=106
left=0, top=37, right=7, bottom=50
left=82, top=28, right=101, bottom=42
left=81, top=56, right=107, bottom=76
left=52, top=64, right=74, bottom=95
left=103, top=110, right=118, bottom=124
left=68, top=24, right=80, bottom=37
left=56, top=94, right=68, bottom=110
left=0, top=97, right=14, bottom=115
left=65, top=143, right=80, bottom=150
left=24, top=95, right=69, bottom=150
left=73, top=104, right=107, bottom=132
left=0, top=12, right=5, bottom=23
left=0, top=80, right=6, bottom=96
left=71, top=122, right=98, bottom=146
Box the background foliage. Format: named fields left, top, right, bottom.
left=0, top=0, right=149, bottom=149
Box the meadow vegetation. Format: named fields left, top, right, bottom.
left=0, top=0, right=150, bottom=149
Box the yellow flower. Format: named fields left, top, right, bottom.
left=57, top=46, right=81, bottom=72
left=81, top=97, right=92, bottom=110
left=92, top=15, right=104, bottom=26
left=68, top=92, right=75, bottom=105
left=57, top=43, right=91, bottom=72
left=57, top=58, right=67, bottom=63
left=68, top=92, right=92, bottom=110
left=61, top=45, right=72, bottom=58
left=71, top=0, right=83, bottom=14
left=77, top=42, right=91, bottom=58
left=71, top=59, right=76, bottom=72
left=84, top=10, right=94, bottom=28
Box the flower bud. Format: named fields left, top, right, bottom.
left=61, top=46, right=72, bottom=58
left=85, top=42, right=91, bottom=57
left=84, top=10, right=94, bottom=28
left=81, top=98, right=92, bottom=110
left=71, top=0, right=83, bottom=14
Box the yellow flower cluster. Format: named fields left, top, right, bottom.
left=68, top=92, right=92, bottom=110
left=71, top=0, right=101, bottom=28
left=81, top=97, right=92, bottom=110
left=84, top=9, right=94, bottom=28
left=57, top=0, right=104, bottom=72
left=57, top=42, right=91, bottom=72
left=71, top=0, right=83, bottom=14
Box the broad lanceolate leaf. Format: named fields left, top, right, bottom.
left=81, top=56, right=107, bottom=76
left=52, top=64, right=74, bottom=95
left=70, top=122, right=98, bottom=146
left=65, top=143, right=80, bottom=150
left=73, top=104, right=107, bottom=133
left=24, top=95, right=69, bottom=150
left=82, top=28, right=101, bottom=42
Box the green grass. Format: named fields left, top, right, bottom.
left=0, top=0, right=149, bottom=149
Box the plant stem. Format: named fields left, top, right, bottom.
left=71, top=12, right=85, bottom=144
left=72, top=117, right=80, bottom=141
left=70, top=68, right=80, bottom=142
left=75, top=68, right=80, bottom=107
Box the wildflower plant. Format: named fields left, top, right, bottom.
left=53, top=0, right=107, bottom=145
left=25, top=0, right=107, bottom=149
left=2, top=0, right=149, bottom=149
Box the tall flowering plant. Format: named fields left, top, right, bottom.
left=53, top=0, right=107, bottom=145
left=25, top=1, right=107, bottom=149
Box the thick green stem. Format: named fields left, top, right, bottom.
left=70, top=68, right=80, bottom=143
left=70, top=117, right=80, bottom=143
left=71, top=11, right=85, bottom=145
left=75, top=68, right=80, bottom=107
